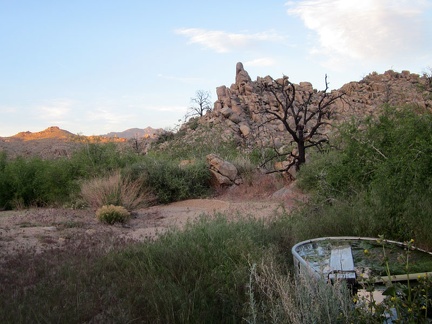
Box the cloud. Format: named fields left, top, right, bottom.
left=175, top=28, right=285, bottom=53
left=0, top=106, right=17, bottom=114
left=86, top=108, right=134, bottom=125
left=36, top=99, right=73, bottom=121
left=286, top=0, right=430, bottom=68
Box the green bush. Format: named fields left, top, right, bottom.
left=296, top=105, right=432, bottom=246
left=0, top=142, right=148, bottom=209
left=128, top=157, right=212, bottom=204
left=70, top=142, right=142, bottom=178
left=96, top=204, right=130, bottom=224
left=0, top=140, right=214, bottom=209
left=0, top=156, right=78, bottom=209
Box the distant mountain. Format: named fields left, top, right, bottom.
left=104, top=127, right=164, bottom=139
left=0, top=125, right=163, bottom=159
left=11, top=126, right=75, bottom=141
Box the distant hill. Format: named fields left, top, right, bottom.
left=4, top=126, right=164, bottom=141
left=11, top=126, right=75, bottom=141
left=103, top=127, right=164, bottom=139
left=0, top=126, right=163, bottom=159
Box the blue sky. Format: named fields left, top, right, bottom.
left=1, top=0, right=431, bottom=136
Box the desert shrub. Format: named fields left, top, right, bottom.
left=80, top=171, right=152, bottom=210
left=0, top=144, right=148, bottom=210
left=129, top=157, right=212, bottom=204
left=0, top=156, right=78, bottom=209
left=296, top=105, right=432, bottom=246
left=154, top=131, right=175, bottom=145
left=0, top=151, right=6, bottom=171
left=96, top=204, right=130, bottom=224
left=70, top=142, right=142, bottom=178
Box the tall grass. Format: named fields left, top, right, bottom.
left=80, top=171, right=153, bottom=210
left=246, top=260, right=354, bottom=323
left=0, top=213, right=298, bottom=323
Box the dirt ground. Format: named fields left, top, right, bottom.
left=0, top=182, right=306, bottom=263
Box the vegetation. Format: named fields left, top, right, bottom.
left=2, top=103, right=432, bottom=321
left=80, top=171, right=153, bottom=210
left=0, top=215, right=296, bottom=323
left=96, top=204, right=130, bottom=224
left=297, top=105, right=432, bottom=246
left=123, top=156, right=211, bottom=204
left=0, top=139, right=218, bottom=209
left=0, top=154, right=78, bottom=209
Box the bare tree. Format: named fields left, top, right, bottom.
left=256, top=75, right=344, bottom=171
left=186, top=90, right=212, bottom=119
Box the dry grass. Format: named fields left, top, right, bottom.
left=247, top=259, right=354, bottom=323
left=80, top=171, right=154, bottom=210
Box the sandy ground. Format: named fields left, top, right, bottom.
left=0, top=185, right=305, bottom=261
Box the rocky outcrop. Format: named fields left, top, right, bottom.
left=206, top=154, right=241, bottom=186
left=336, top=69, right=430, bottom=120
left=173, top=62, right=432, bottom=182
left=198, top=63, right=432, bottom=153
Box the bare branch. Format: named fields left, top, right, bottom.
left=256, top=74, right=344, bottom=172
left=185, top=90, right=212, bottom=120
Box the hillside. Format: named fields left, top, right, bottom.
left=173, top=63, right=431, bottom=157
left=11, top=126, right=75, bottom=141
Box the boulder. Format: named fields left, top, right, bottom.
left=209, top=170, right=234, bottom=186
left=235, top=62, right=252, bottom=95
left=206, top=153, right=239, bottom=186
left=221, top=107, right=233, bottom=118
left=228, top=112, right=242, bottom=124
left=239, top=124, right=251, bottom=137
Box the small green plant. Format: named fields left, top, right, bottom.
left=96, top=204, right=130, bottom=225
left=355, top=236, right=432, bottom=322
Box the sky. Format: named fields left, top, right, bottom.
left=1, top=0, right=431, bottom=137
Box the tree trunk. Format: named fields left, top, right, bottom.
left=296, top=125, right=306, bottom=170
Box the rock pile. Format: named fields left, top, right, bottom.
left=190, top=62, right=431, bottom=152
